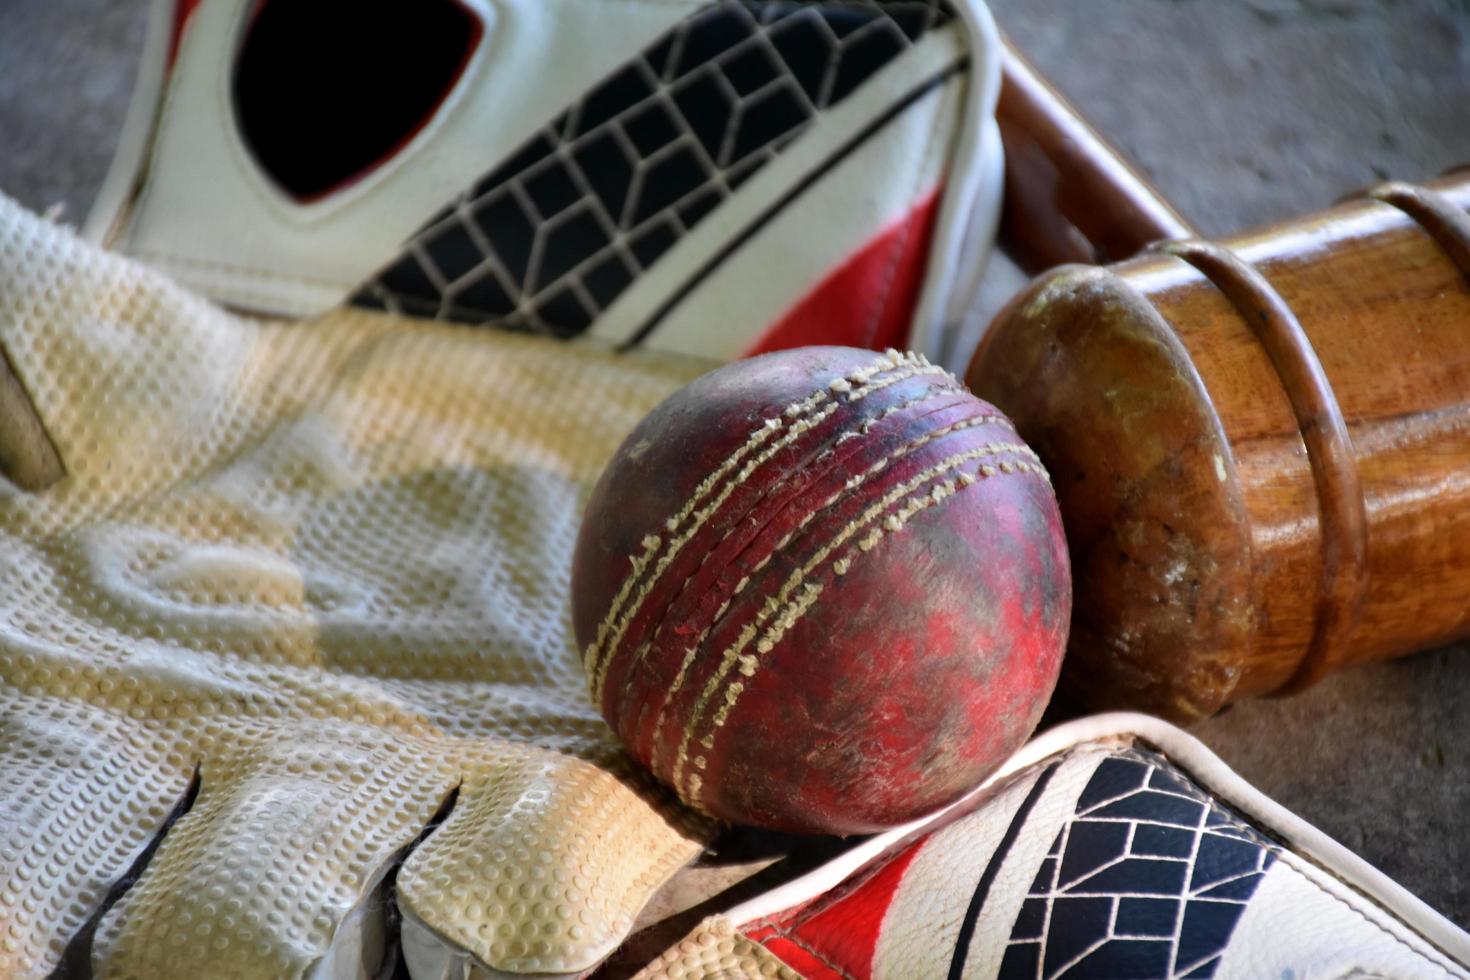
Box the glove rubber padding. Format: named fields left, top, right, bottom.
left=0, top=195, right=713, bottom=979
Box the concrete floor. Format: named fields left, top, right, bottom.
left=3, top=0, right=1469, bottom=932
left=987, top=0, right=1470, bottom=931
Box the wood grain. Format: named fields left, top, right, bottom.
left=968, top=174, right=1470, bottom=722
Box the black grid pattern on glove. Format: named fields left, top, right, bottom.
left=999, top=748, right=1279, bottom=980
left=351, top=0, right=954, bottom=338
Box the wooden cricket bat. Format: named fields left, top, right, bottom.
left=971, top=155, right=1470, bottom=722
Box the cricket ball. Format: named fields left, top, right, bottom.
left=572, top=347, right=1069, bottom=834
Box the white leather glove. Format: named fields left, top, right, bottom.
left=639, top=714, right=1470, bottom=979
left=0, top=194, right=713, bottom=979
left=87, top=0, right=1005, bottom=364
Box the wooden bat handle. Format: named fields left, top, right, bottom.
left=967, top=171, right=1470, bottom=723
left=995, top=39, right=1196, bottom=273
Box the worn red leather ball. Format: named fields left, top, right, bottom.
left=572, top=347, right=1069, bottom=834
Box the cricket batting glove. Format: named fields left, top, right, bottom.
left=86, top=0, right=1004, bottom=365
left=637, top=714, right=1470, bottom=979
left=0, top=193, right=717, bottom=979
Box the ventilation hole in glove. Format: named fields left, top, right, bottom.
left=48, top=768, right=202, bottom=980
left=232, top=0, right=484, bottom=202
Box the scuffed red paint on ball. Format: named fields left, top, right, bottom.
left=572, top=347, right=1070, bottom=835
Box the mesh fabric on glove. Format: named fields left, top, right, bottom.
left=0, top=194, right=712, bottom=979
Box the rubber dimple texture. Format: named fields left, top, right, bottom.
left=0, top=196, right=709, bottom=979
left=630, top=916, right=803, bottom=979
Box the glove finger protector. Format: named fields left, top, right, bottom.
left=0, top=195, right=714, bottom=979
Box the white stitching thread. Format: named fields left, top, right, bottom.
left=642, top=409, right=1018, bottom=772
left=586, top=349, right=908, bottom=683
left=672, top=448, right=1047, bottom=798
left=587, top=352, right=951, bottom=704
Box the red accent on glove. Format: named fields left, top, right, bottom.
left=743, top=189, right=941, bottom=358
left=745, top=840, right=924, bottom=979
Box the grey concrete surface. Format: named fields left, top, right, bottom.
left=985, top=0, right=1470, bottom=931
left=981, top=0, right=1470, bottom=934
left=2, top=0, right=1469, bottom=933
left=991, top=0, right=1470, bottom=237
left=0, top=0, right=148, bottom=226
